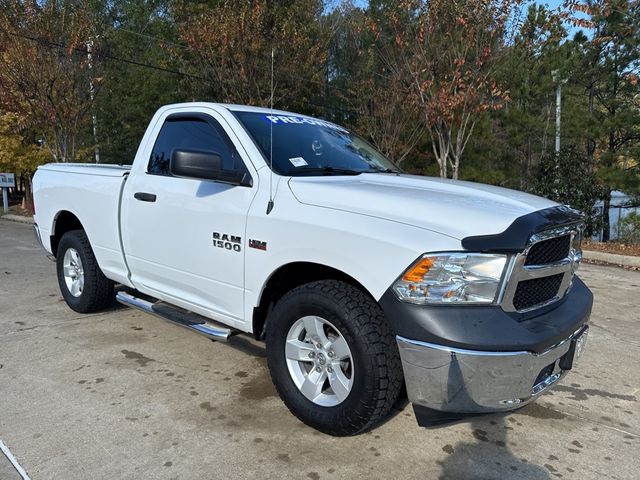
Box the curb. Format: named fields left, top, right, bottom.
left=583, top=250, right=640, bottom=268
left=0, top=214, right=34, bottom=225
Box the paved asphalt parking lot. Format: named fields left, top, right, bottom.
left=0, top=219, right=638, bottom=480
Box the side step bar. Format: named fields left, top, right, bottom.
left=116, top=291, right=235, bottom=342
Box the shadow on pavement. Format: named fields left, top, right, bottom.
left=437, top=415, right=552, bottom=480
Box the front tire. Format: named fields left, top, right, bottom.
left=265, top=280, right=403, bottom=436
left=56, top=230, right=114, bottom=313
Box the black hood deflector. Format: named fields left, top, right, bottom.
left=461, top=205, right=584, bottom=253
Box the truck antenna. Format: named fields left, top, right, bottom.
left=266, top=47, right=275, bottom=215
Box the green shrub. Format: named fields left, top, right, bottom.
left=533, top=146, right=605, bottom=236
left=619, top=211, right=640, bottom=244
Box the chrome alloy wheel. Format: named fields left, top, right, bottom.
left=62, top=247, right=84, bottom=298
left=285, top=316, right=354, bottom=407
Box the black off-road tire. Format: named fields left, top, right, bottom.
left=56, top=230, right=114, bottom=313
left=265, top=280, right=403, bottom=436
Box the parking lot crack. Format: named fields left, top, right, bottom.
left=550, top=407, right=640, bottom=438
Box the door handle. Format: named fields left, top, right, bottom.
left=134, top=192, right=157, bottom=202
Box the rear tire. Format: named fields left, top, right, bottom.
left=265, top=280, right=403, bottom=436
left=56, top=230, right=114, bottom=313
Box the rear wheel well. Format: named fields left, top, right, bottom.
left=51, top=211, right=83, bottom=257
left=253, top=262, right=371, bottom=340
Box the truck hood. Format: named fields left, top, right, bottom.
left=288, top=173, right=558, bottom=241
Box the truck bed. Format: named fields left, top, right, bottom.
left=37, top=163, right=131, bottom=177
left=33, top=163, right=131, bottom=286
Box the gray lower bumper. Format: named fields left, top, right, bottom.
left=397, top=325, right=588, bottom=414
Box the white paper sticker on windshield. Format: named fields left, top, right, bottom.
left=288, top=157, right=308, bottom=167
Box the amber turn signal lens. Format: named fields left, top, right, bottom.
left=402, top=257, right=433, bottom=283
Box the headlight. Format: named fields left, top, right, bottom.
left=393, top=253, right=508, bottom=305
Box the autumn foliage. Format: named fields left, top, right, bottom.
left=0, top=0, right=637, bottom=236
left=0, top=0, right=98, bottom=164
left=380, top=0, right=522, bottom=179
left=175, top=0, right=328, bottom=110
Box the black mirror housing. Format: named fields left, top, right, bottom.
left=170, top=149, right=221, bottom=180
left=170, top=149, right=251, bottom=186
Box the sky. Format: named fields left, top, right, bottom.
left=538, top=0, right=594, bottom=37
left=333, top=0, right=594, bottom=38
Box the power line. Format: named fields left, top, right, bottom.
left=112, top=8, right=353, bottom=82
left=104, top=13, right=360, bottom=99
left=110, top=25, right=191, bottom=50
left=0, top=28, right=208, bottom=81
left=1, top=27, right=358, bottom=96
left=0, top=27, right=387, bottom=123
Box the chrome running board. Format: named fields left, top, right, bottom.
left=116, top=291, right=235, bottom=342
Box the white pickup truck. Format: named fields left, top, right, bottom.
left=32, top=102, right=592, bottom=435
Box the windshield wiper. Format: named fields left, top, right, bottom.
left=364, top=168, right=402, bottom=174
left=284, top=167, right=363, bottom=176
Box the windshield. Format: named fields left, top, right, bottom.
left=232, top=111, right=401, bottom=176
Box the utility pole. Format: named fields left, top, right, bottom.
left=552, top=70, right=567, bottom=155
left=87, top=39, right=100, bottom=163
left=555, top=80, right=561, bottom=154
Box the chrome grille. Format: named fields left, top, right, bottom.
left=512, top=273, right=564, bottom=311
left=501, top=224, right=583, bottom=313
left=524, top=235, right=571, bottom=266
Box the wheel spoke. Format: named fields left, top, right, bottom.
left=299, top=369, right=326, bottom=401
left=60, top=246, right=86, bottom=299
left=69, top=280, right=79, bottom=297
left=286, top=315, right=354, bottom=407
left=302, top=316, right=330, bottom=347
left=329, top=336, right=351, bottom=361
left=285, top=339, right=315, bottom=362
left=328, top=368, right=351, bottom=403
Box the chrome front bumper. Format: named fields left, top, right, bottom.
left=397, top=325, right=588, bottom=414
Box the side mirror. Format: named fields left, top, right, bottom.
left=170, top=149, right=251, bottom=186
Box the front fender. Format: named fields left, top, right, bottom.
left=243, top=196, right=460, bottom=329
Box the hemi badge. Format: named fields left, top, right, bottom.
left=249, top=239, right=267, bottom=251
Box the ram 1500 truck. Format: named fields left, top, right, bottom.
left=32, top=103, right=592, bottom=436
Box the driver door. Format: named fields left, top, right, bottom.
left=121, top=110, right=256, bottom=327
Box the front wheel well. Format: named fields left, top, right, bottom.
left=51, top=211, right=84, bottom=257
left=253, top=262, right=372, bottom=340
